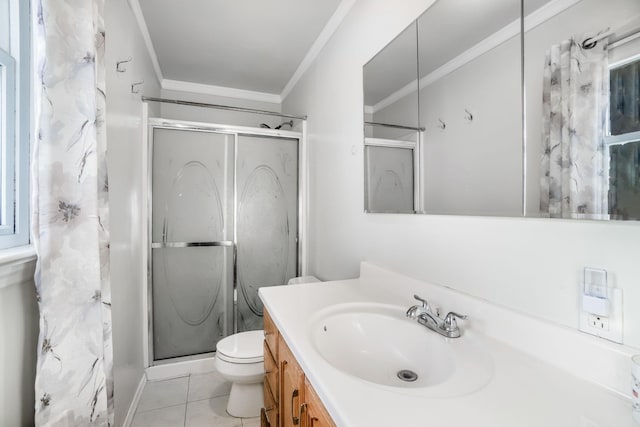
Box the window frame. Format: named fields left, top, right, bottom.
left=605, top=54, right=640, bottom=148
left=0, top=0, right=30, bottom=250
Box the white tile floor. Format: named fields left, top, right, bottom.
left=131, top=371, right=259, bottom=427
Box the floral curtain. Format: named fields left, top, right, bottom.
left=32, top=0, right=113, bottom=425
left=540, top=36, right=610, bottom=219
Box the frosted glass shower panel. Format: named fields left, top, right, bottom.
left=151, top=129, right=234, bottom=360
left=236, top=136, right=298, bottom=332
left=365, top=144, right=415, bottom=213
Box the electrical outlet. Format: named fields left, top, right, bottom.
left=587, top=314, right=609, bottom=331
left=579, top=285, right=623, bottom=343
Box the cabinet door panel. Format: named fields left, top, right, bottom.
left=280, top=336, right=305, bottom=427
left=264, top=309, right=278, bottom=357
left=262, top=380, right=278, bottom=427
left=264, top=340, right=278, bottom=403
left=304, top=379, right=336, bottom=427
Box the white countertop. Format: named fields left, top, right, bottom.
left=259, top=264, right=637, bottom=427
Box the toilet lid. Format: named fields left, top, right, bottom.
left=216, top=330, right=264, bottom=364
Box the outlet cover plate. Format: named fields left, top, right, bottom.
left=579, top=286, right=623, bottom=343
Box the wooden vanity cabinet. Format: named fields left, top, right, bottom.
left=262, top=308, right=336, bottom=427
left=303, top=378, right=335, bottom=427
left=262, top=309, right=279, bottom=427
left=279, top=336, right=306, bottom=427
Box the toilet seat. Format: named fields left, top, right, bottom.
left=216, top=330, right=264, bottom=364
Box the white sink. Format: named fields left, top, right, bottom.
left=309, top=302, right=494, bottom=397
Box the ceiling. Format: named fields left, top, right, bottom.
left=138, top=0, right=343, bottom=96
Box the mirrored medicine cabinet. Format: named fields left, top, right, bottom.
left=363, top=0, right=640, bottom=220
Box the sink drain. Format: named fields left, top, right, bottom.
left=397, top=369, right=418, bottom=382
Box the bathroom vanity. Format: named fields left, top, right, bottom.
left=262, top=308, right=336, bottom=427
left=259, top=263, right=637, bottom=427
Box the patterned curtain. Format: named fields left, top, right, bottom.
left=32, top=0, right=113, bottom=425
left=540, top=37, right=610, bottom=219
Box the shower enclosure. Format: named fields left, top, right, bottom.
left=147, top=118, right=300, bottom=363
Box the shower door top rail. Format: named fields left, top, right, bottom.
left=151, top=241, right=234, bottom=249
left=143, top=96, right=307, bottom=120
left=148, top=117, right=303, bottom=140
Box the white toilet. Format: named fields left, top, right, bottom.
left=215, top=276, right=320, bottom=418
left=215, top=330, right=265, bottom=417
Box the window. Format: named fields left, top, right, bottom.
left=606, top=55, right=640, bottom=220
left=0, top=0, right=30, bottom=249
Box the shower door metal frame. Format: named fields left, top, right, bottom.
left=145, top=117, right=304, bottom=366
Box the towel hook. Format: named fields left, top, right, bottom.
left=437, top=119, right=446, bottom=131
left=131, top=80, right=144, bottom=94
left=464, top=109, right=473, bottom=123
left=116, top=57, right=132, bottom=73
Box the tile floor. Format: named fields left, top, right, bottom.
left=131, top=371, right=259, bottom=427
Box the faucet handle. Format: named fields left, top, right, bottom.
left=443, top=312, right=468, bottom=332
left=413, top=294, right=430, bottom=309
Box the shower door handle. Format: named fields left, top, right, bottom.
left=151, top=241, right=234, bottom=248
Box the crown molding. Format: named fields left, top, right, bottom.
left=126, top=0, right=354, bottom=106
left=372, top=79, right=418, bottom=114
left=372, top=0, right=582, bottom=114
left=162, top=79, right=282, bottom=104
left=524, top=0, right=583, bottom=32
left=280, top=0, right=357, bottom=101
left=127, top=0, right=164, bottom=84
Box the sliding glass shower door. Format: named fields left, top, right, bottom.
left=236, top=135, right=298, bottom=332
left=151, top=129, right=234, bottom=360
left=149, top=125, right=299, bottom=362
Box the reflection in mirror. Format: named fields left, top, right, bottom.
left=363, top=0, right=524, bottom=216
left=363, top=22, right=420, bottom=213
left=364, top=140, right=418, bottom=213
left=363, top=0, right=640, bottom=220
left=417, top=0, right=523, bottom=216
left=525, top=0, right=640, bottom=220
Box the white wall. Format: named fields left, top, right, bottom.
left=283, top=0, right=640, bottom=350
left=104, top=0, right=161, bottom=424
left=0, top=259, right=38, bottom=426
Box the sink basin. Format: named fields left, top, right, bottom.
left=309, top=302, right=493, bottom=397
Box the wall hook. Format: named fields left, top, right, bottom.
left=131, top=80, right=144, bottom=94
left=437, top=119, right=446, bottom=131
left=464, top=109, right=473, bottom=123
left=116, top=57, right=132, bottom=73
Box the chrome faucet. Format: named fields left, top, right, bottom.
left=405, top=294, right=432, bottom=318
left=406, top=294, right=467, bottom=338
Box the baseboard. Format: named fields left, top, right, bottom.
left=145, top=356, right=216, bottom=381
left=122, top=374, right=147, bottom=427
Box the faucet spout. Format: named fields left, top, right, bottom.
left=417, top=311, right=439, bottom=327
left=406, top=295, right=467, bottom=339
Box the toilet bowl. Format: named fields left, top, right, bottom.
left=215, top=276, right=320, bottom=418
left=215, top=330, right=265, bottom=418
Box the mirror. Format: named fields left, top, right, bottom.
left=363, top=22, right=420, bottom=213
left=525, top=0, right=640, bottom=220
left=363, top=0, right=640, bottom=220
left=418, top=0, right=523, bottom=216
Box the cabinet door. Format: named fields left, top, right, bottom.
left=279, top=336, right=305, bottom=427
left=264, top=340, right=279, bottom=403
left=264, top=308, right=278, bottom=357
left=261, top=380, right=279, bottom=427
left=304, top=379, right=336, bottom=427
